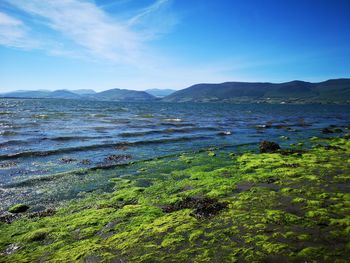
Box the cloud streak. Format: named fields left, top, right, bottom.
left=1, top=0, right=175, bottom=64
left=0, top=11, right=38, bottom=49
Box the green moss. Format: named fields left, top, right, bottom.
left=297, top=247, right=324, bottom=258
left=261, top=242, right=288, bottom=254
left=297, top=234, right=310, bottom=241
left=292, top=197, right=305, bottom=204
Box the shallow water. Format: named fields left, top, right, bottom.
left=0, top=98, right=349, bottom=210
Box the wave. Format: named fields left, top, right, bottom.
left=0, top=135, right=112, bottom=148
left=119, top=127, right=219, bottom=137
left=163, top=118, right=182, bottom=122
left=0, top=135, right=212, bottom=160
left=48, top=135, right=112, bottom=141
left=160, top=122, right=195, bottom=127
left=0, top=131, right=17, bottom=136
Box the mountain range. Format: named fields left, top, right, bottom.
left=0, top=89, right=155, bottom=102
left=163, top=79, right=350, bottom=104
left=1, top=79, right=350, bottom=104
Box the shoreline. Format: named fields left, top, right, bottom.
left=1, top=134, right=349, bottom=262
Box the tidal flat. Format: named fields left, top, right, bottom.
left=1, top=134, right=350, bottom=262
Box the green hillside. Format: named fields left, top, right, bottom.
left=163, top=79, right=350, bottom=104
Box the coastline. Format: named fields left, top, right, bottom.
left=1, top=135, right=350, bottom=262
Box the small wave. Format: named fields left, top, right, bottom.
left=0, top=131, right=17, bottom=136
left=164, top=118, right=182, bottom=122
left=31, top=114, right=49, bottom=119
left=217, top=131, right=232, bottom=136
left=161, top=122, right=195, bottom=127
left=120, top=127, right=219, bottom=137
left=89, top=113, right=110, bottom=118
left=48, top=135, right=111, bottom=141
left=0, top=136, right=212, bottom=160
left=0, top=139, right=30, bottom=147
left=0, top=135, right=111, bottom=147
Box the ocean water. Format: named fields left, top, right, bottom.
left=1, top=98, right=350, bottom=211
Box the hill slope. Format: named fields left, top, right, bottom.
left=95, top=89, right=156, bottom=101
left=163, top=79, right=350, bottom=104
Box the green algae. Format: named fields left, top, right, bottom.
left=1, top=136, right=350, bottom=262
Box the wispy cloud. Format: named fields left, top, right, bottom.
left=1, top=0, right=176, bottom=64
left=127, top=0, right=178, bottom=39
left=0, top=11, right=38, bottom=49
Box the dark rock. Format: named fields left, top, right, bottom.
left=279, top=149, right=306, bottom=156
left=115, top=144, right=130, bottom=150
left=0, top=213, right=19, bottom=224
left=334, top=128, right=343, bottom=133
left=283, top=163, right=300, bottom=168
left=321, top=128, right=334, bottom=134
left=80, top=159, right=91, bottom=165
left=162, top=197, right=227, bottom=219
left=265, top=177, right=278, bottom=184
left=27, top=208, right=56, bottom=219
left=324, top=145, right=343, bottom=151
left=259, top=141, right=280, bottom=153
left=0, top=161, right=17, bottom=168
left=104, top=154, right=132, bottom=162
left=60, top=158, right=77, bottom=163
left=1, top=243, right=20, bottom=255
left=83, top=255, right=103, bottom=263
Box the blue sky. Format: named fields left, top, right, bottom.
left=0, top=0, right=349, bottom=92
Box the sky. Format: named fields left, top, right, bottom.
left=0, top=0, right=350, bottom=92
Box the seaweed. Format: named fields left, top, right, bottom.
left=1, top=135, right=350, bottom=262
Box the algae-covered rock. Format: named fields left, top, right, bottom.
left=259, top=141, right=280, bottom=153
left=8, top=204, right=29, bottom=213
left=23, top=229, right=49, bottom=242
left=208, top=151, right=216, bottom=157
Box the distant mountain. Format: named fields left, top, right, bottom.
left=0, top=90, right=52, bottom=98
left=95, top=89, right=156, bottom=101
left=145, top=89, right=176, bottom=97
left=0, top=88, right=156, bottom=102
left=71, top=89, right=96, bottom=95
left=162, top=79, right=350, bottom=104
left=0, top=90, right=82, bottom=99
left=49, top=90, right=83, bottom=99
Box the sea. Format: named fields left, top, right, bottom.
left=1, top=98, right=350, bottom=212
